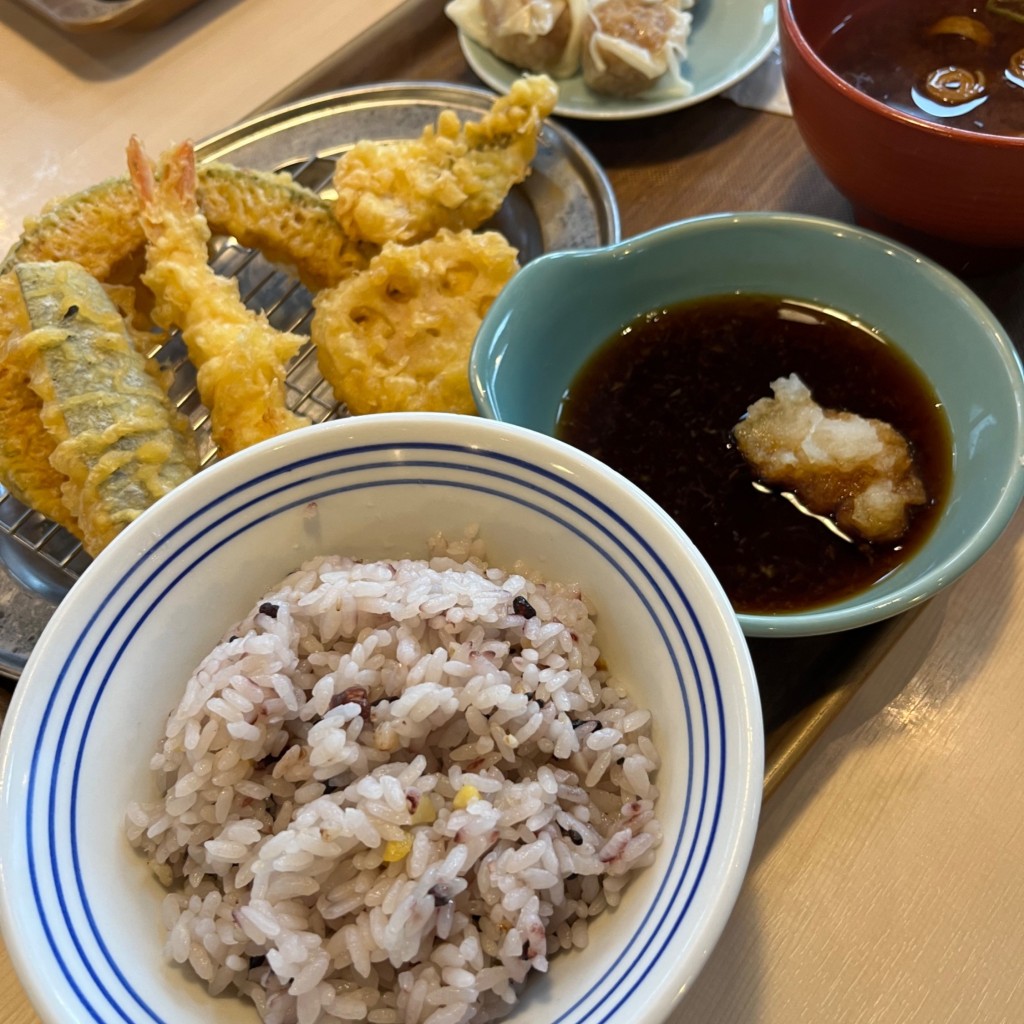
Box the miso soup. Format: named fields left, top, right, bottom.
left=818, top=0, right=1024, bottom=137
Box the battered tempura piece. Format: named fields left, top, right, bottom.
left=312, top=229, right=519, bottom=415
left=733, top=374, right=928, bottom=543
left=2, top=163, right=365, bottom=291
left=332, top=75, right=558, bottom=246
left=0, top=272, right=173, bottom=537
left=12, top=261, right=199, bottom=556
left=128, top=137, right=310, bottom=457
left=0, top=157, right=364, bottom=504
left=0, top=272, right=81, bottom=534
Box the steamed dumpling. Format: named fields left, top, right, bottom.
left=582, top=0, right=694, bottom=97
left=447, top=0, right=588, bottom=78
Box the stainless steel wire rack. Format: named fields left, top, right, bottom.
left=0, top=81, right=618, bottom=674
left=0, top=154, right=341, bottom=600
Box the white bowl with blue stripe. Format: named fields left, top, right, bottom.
left=0, top=413, right=762, bottom=1024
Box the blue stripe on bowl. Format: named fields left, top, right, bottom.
left=25, top=440, right=730, bottom=1024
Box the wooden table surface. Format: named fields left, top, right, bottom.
left=2, top=5, right=1024, bottom=1024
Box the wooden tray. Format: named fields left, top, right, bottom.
left=2, top=0, right=1022, bottom=804
left=284, top=0, right=1024, bottom=799
left=14, top=0, right=205, bottom=32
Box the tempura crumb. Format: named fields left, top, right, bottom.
left=733, top=373, right=927, bottom=542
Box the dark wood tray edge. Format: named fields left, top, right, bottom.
left=762, top=608, right=921, bottom=798
left=257, top=0, right=933, bottom=804
left=15, top=0, right=204, bottom=33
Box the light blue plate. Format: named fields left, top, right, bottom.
left=458, top=0, right=778, bottom=120
left=471, top=212, right=1024, bottom=637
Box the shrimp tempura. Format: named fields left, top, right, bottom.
left=332, top=74, right=558, bottom=246
left=127, top=137, right=309, bottom=458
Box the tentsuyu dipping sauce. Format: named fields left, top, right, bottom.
left=555, top=294, right=953, bottom=615
left=817, top=0, right=1024, bottom=137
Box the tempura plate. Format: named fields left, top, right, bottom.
left=197, top=82, right=620, bottom=258
left=0, top=82, right=619, bottom=677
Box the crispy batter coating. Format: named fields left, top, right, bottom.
left=12, top=262, right=199, bottom=556
left=193, top=164, right=371, bottom=290
left=0, top=270, right=172, bottom=536
left=332, top=75, right=558, bottom=246
left=0, top=90, right=548, bottom=547
left=0, top=151, right=369, bottom=518
left=312, top=229, right=519, bottom=415
left=0, top=272, right=81, bottom=533
left=3, top=165, right=365, bottom=292
left=733, top=374, right=928, bottom=543
left=128, top=137, right=311, bottom=458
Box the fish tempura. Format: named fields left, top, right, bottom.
left=12, top=261, right=199, bottom=555
left=0, top=272, right=81, bottom=534
left=332, top=75, right=558, bottom=246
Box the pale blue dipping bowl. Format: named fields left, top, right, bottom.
left=471, top=212, right=1024, bottom=638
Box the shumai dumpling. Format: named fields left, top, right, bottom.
left=447, top=0, right=588, bottom=78
left=582, top=0, right=694, bottom=97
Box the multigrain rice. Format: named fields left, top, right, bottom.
left=126, top=532, right=662, bottom=1024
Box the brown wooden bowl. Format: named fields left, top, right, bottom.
left=779, top=0, right=1024, bottom=274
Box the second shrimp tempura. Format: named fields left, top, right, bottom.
left=127, top=137, right=310, bottom=458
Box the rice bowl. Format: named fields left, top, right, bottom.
left=129, top=543, right=665, bottom=1023
left=0, top=413, right=763, bottom=1024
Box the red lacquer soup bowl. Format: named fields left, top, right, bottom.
left=779, top=0, right=1024, bottom=269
